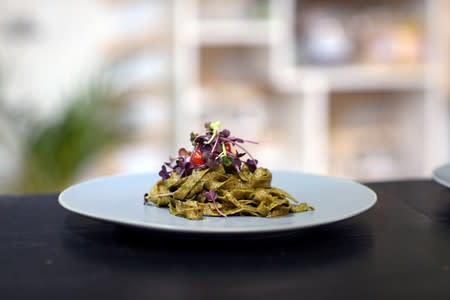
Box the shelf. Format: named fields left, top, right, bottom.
left=105, top=30, right=170, bottom=61
left=277, top=64, right=425, bottom=92
left=198, top=0, right=271, bottom=20
left=192, top=20, right=271, bottom=46
left=328, top=92, right=425, bottom=180
left=173, top=0, right=450, bottom=179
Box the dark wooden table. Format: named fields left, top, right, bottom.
left=1, top=180, right=449, bottom=300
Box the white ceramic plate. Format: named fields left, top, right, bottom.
left=59, top=171, right=377, bottom=234
left=432, top=163, right=450, bottom=188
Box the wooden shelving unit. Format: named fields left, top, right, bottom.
left=173, top=0, right=450, bottom=180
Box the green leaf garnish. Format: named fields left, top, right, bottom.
left=221, top=155, right=233, bottom=167
left=209, top=120, right=221, bottom=132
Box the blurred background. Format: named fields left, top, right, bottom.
left=0, top=0, right=449, bottom=193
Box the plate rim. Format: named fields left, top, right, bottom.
left=432, top=163, right=450, bottom=188
left=58, top=171, right=377, bottom=233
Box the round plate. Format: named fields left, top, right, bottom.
left=59, top=171, right=377, bottom=234
left=432, top=163, right=450, bottom=188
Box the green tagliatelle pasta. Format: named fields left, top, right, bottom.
left=144, top=164, right=313, bottom=220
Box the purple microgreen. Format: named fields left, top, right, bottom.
left=201, top=151, right=209, bottom=161
left=204, top=189, right=226, bottom=217
left=157, top=121, right=260, bottom=180
left=194, top=135, right=207, bottom=144
left=158, top=165, right=170, bottom=180
left=204, top=189, right=217, bottom=202
left=221, top=129, right=230, bottom=137
left=184, top=162, right=193, bottom=176
left=233, top=142, right=256, bottom=162
left=207, top=155, right=220, bottom=169
left=199, top=143, right=212, bottom=152
left=236, top=151, right=246, bottom=158
left=176, top=158, right=184, bottom=168
left=232, top=157, right=242, bottom=173
left=245, top=159, right=258, bottom=172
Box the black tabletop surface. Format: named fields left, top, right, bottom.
left=0, top=180, right=449, bottom=300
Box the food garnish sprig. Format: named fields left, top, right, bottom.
left=158, top=121, right=258, bottom=180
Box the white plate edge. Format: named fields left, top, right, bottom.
left=58, top=171, right=378, bottom=233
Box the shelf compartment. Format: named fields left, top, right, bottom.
left=328, top=91, right=425, bottom=180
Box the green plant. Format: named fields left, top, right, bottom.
left=15, top=81, right=127, bottom=193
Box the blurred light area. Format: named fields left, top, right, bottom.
left=295, top=0, right=425, bottom=65
left=109, top=50, right=170, bottom=92
left=0, top=0, right=110, bottom=117
left=0, top=0, right=173, bottom=193
left=0, top=0, right=449, bottom=194
left=107, top=0, right=167, bottom=36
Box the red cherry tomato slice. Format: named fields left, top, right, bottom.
left=191, top=148, right=205, bottom=166
left=225, top=143, right=232, bottom=153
